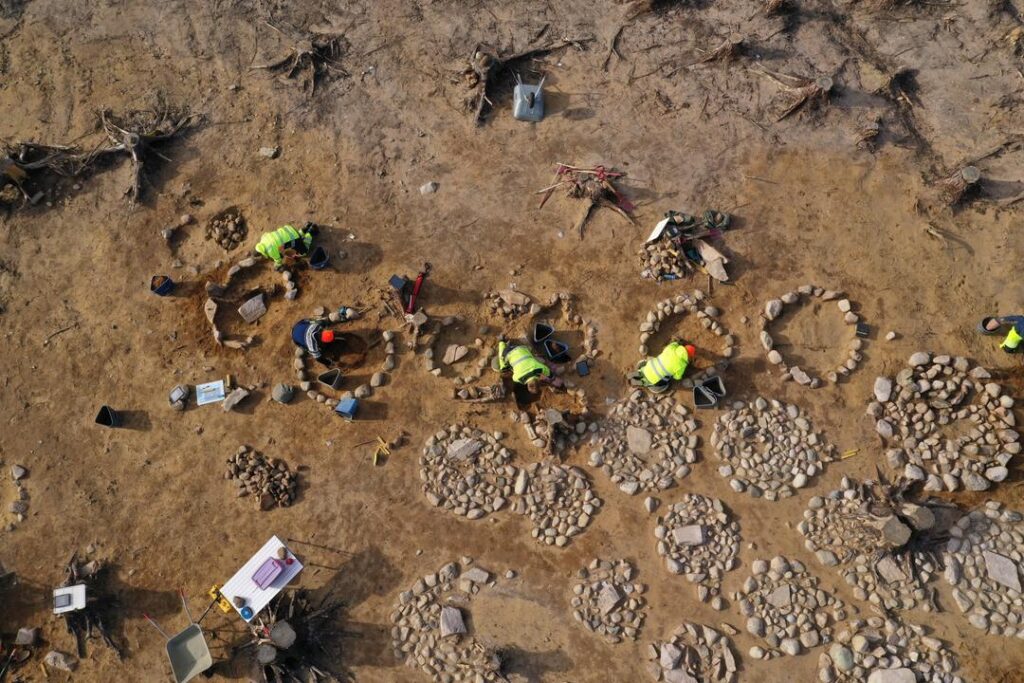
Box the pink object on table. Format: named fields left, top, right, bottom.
left=251, top=558, right=284, bottom=589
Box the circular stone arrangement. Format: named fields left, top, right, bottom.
left=420, top=426, right=515, bottom=519
left=818, top=617, right=961, bottom=683
left=589, top=391, right=700, bottom=495
left=415, top=314, right=495, bottom=389
left=646, top=622, right=738, bottom=683
left=869, top=351, right=1017, bottom=492
left=735, top=555, right=845, bottom=660
left=637, top=288, right=734, bottom=385
left=390, top=559, right=503, bottom=681
left=570, top=558, right=648, bottom=644
left=761, top=286, right=866, bottom=387
left=654, top=494, right=740, bottom=607
left=294, top=307, right=397, bottom=408
left=799, top=477, right=937, bottom=612
left=511, top=460, right=601, bottom=547
left=944, top=500, right=1024, bottom=637
left=711, top=397, right=835, bottom=501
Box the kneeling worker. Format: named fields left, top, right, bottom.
left=630, top=341, right=696, bottom=393
left=255, top=222, right=318, bottom=269
left=495, top=339, right=551, bottom=394
left=292, top=318, right=338, bottom=367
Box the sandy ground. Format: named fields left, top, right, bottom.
left=2, top=0, right=1024, bottom=681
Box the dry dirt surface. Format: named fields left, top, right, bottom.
left=2, top=0, right=1024, bottom=682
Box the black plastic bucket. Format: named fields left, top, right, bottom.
left=309, top=246, right=329, bottom=270
left=150, top=275, right=175, bottom=296
left=702, top=375, right=726, bottom=398
left=318, top=368, right=344, bottom=389
left=543, top=339, right=571, bottom=363
left=533, top=322, right=554, bottom=344
left=95, top=405, right=121, bottom=427
left=693, top=386, right=717, bottom=409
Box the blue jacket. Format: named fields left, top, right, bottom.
left=291, top=319, right=323, bottom=358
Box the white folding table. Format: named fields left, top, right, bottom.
left=220, top=536, right=303, bottom=622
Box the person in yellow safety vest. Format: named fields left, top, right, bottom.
left=496, top=340, right=551, bottom=393
left=979, top=316, right=1024, bottom=353
left=631, top=341, right=695, bottom=393
left=254, top=222, right=317, bottom=269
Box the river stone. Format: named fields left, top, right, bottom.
left=873, top=377, right=892, bottom=402
left=908, top=352, right=930, bottom=367
left=765, top=299, right=783, bottom=320
left=830, top=644, right=854, bottom=672
left=272, top=383, right=294, bottom=404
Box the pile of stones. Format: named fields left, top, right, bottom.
left=818, top=617, right=961, bottom=683
left=4, top=463, right=30, bottom=531
left=512, top=399, right=594, bottom=456
left=570, top=558, right=647, bottom=644
left=485, top=288, right=538, bottom=319
left=294, top=309, right=394, bottom=409
left=390, top=559, right=503, bottom=681
left=736, top=555, right=845, bottom=659
left=638, top=240, right=688, bottom=281
left=224, top=445, right=298, bottom=510
left=511, top=459, right=600, bottom=547
left=589, top=391, right=700, bottom=495
left=637, top=289, right=734, bottom=385
left=206, top=207, right=247, bottom=250
left=761, top=286, right=866, bottom=386
left=944, top=500, right=1024, bottom=637
left=654, top=495, right=740, bottom=608
left=711, top=398, right=835, bottom=500
left=799, top=477, right=937, bottom=612
left=420, top=426, right=516, bottom=520
left=646, top=622, right=739, bottom=683
left=870, top=351, right=1017, bottom=492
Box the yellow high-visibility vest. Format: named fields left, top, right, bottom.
left=498, top=343, right=551, bottom=384
left=255, top=225, right=311, bottom=264
left=641, top=342, right=690, bottom=385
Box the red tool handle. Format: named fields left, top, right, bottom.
left=406, top=270, right=427, bottom=314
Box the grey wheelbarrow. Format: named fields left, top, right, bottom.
left=144, top=589, right=213, bottom=683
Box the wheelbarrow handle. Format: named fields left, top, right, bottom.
left=143, top=613, right=171, bottom=640
left=179, top=588, right=195, bottom=624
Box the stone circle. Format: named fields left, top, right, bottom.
left=636, top=289, right=734, bottom=384
left=761, top=286, right=866, bottom=387
left=711, top=398, right=834, bottom=500
left=646, top=622, right=738, bottom=682
left=570, top=558, right=647, bottom=644
left=654, top=494, right=740, bottom=605
left=510, top=459, right=601, bottom=547
left=870, top=351, right=1017, bottom=492
left=799, top=477, right=937, bottom=612
left=944, top=500, right=1024, bottom=638
left=223, top=445, right=298, bottom=510
left=420, top=426, right=515, bottom=520
left=589, top=391, right=700, bottom=495
left=390, top=559, right=503, bottom=681
left=294, top=307, right=396, bottom=409
left=734, top=555, right=845, bottom=659
left=818, top=617, right=961, bottom=683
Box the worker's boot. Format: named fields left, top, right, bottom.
left=647, top=380, right=671, bottom=394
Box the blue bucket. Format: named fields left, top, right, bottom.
left=150, top=275, right=175, bottom=296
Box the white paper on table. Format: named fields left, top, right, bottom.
left=195, top=380, right=226, bottom=406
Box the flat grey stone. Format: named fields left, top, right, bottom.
left=866, top=669, right=916, bottom=683
left=671, top=525, right=706, bottom=546
left=447, top=438, right=483, bottom=461
left=10, top=465, right=27, bottom=480
left=626, top=426, right=653, bottom=454
left=462, top=567, right=491, bottom=584
left=830, top=644, right=854, bottom=672
left=222, top=388, right=250, bottom=412
left=237, top=294, right=267, bottom=323
left=766, top=584, right=791, bottom=608
left=875, top=555, right=906, bottom=584
left=597, top=583, right=623, bottom=615
left=983, top=550, right=1021, bottom=592
left=15, top=627, right=37, bottom=645
left=439, top=606, right=466, bottom=637
left=659, top=642, right=682, bottom=669
left=873, top=376, right=892, bottom=402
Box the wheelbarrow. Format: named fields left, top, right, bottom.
left=144, top=589, right=213, bottom=683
